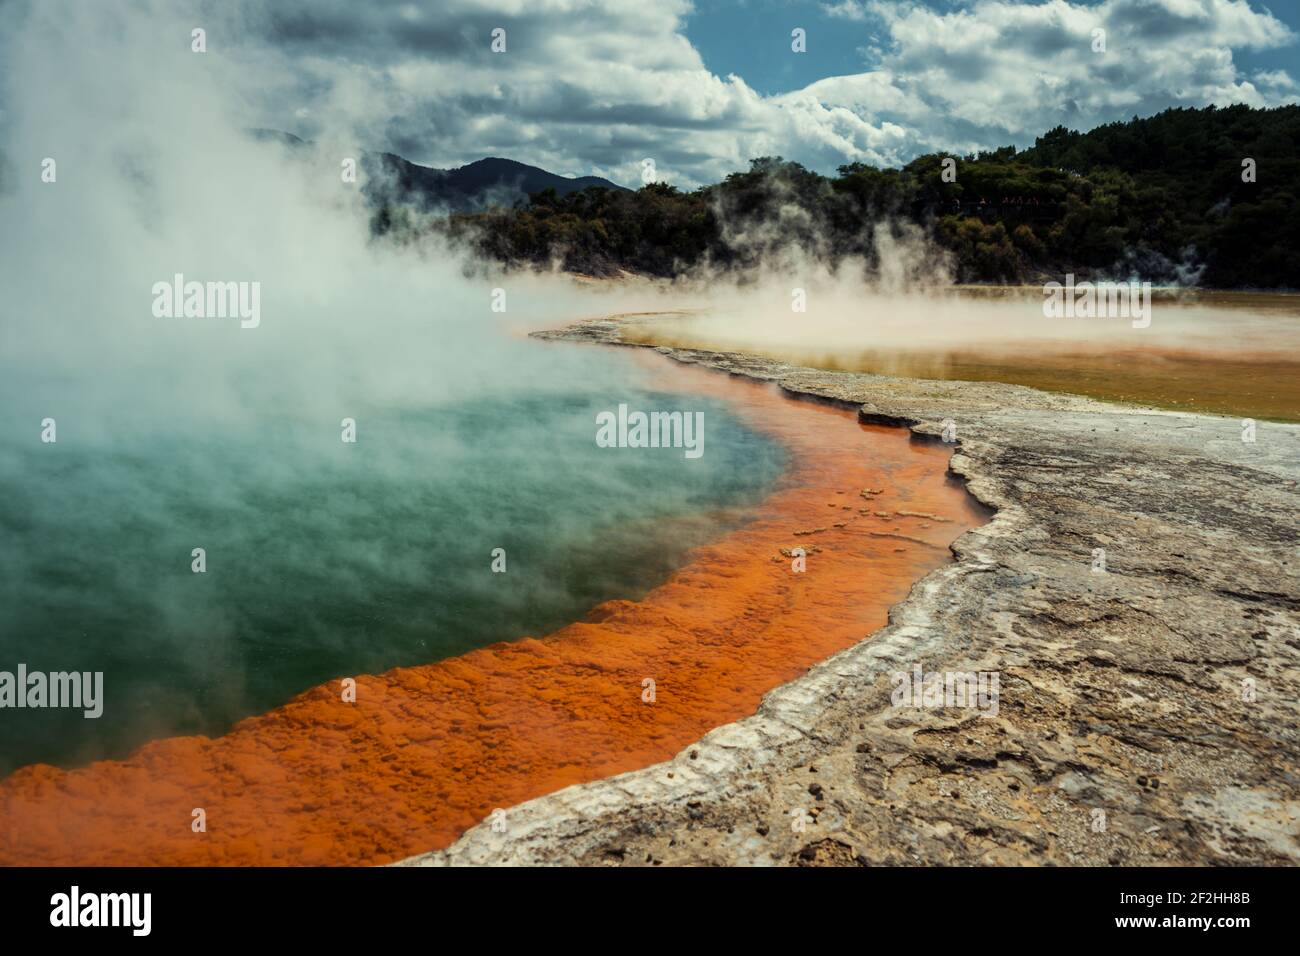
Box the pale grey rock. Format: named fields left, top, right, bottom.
left=396, top=313, right=1299, bottom=867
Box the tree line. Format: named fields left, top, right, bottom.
left=374, top=105, right=1299, bottom=290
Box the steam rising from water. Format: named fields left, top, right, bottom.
left=0, top=2, right=598, bottom=423
left=0, top=3, right=788, bottom=772
left=4, top=3, right=1296, bottom=773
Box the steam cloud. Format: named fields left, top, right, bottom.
left=0, top=1, right=784, bottom=772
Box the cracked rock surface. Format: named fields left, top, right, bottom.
left=398, top=313, right=1300, bottom=867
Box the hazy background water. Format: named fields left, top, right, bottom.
left=0, top=343, right=785, bottom=774
left=626, top=290, right=1300, bottom=421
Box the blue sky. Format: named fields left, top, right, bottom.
left=685, top=0, right=1300, bottom=97
left=685, top=2, right=882, bottom=95
left=130, top=0, right=1300, bottom=187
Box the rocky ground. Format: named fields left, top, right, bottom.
left=399, top=313, right=1300, bottom=867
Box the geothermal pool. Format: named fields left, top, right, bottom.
left=0, top=346, right=984, bottom=865
left=0, top=343, right=785, bottom=776
left=627, top=290, right=1300, bottom=422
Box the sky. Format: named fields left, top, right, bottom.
left=686, top=1, right=1300, bottom=95
left=7, top=0, right=1297, bottom=188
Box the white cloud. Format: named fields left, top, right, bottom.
left=809, top=0, right=1298, bottom=153
left=821, top=0, right=873, bottom=19
left=174, top=0, right=1300, bottom=185
left=1254, top=68, right=1296, bottom=89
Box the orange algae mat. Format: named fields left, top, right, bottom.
left=0, top=352, right=985, bottom=865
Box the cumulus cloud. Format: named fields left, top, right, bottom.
left=33, top=0, right=1293, bottom=188
left=1254, top=68, right=1296, bottom=89
left=818, top=0, right=1298, bottom=154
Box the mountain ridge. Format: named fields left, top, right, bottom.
left=248, top=128, right=627, bottom=211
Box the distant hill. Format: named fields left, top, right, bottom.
left=248, top=129, right=626, bottom=212
left=249, top=128, right=309, bottom=149
left=367, top=154, right=626, bottom=212
left=424, top=105, right=1300, bottom=290
left=255, top=106, right=1300, bottom=290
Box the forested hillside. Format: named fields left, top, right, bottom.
left=374, top=105, right=1299, bottom=290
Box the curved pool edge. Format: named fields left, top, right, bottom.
left=399, top=313, right=1300, bottom=867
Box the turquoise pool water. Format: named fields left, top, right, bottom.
left=0, top=344, right=785, bottom=774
